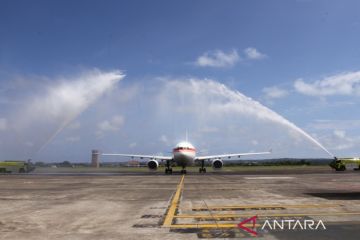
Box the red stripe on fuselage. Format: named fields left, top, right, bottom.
left=173, top=149, right=196, bottom=153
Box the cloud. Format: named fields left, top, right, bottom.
left=307, top=120, right=360, bottom=153
left=244, top=47, right=267, bottom=60
left=195, top=49, right=240, bottom=68
left=294, top=71, right=360, bottom=96
left=97, top=115, right=124, bottom=132
left=0, top=118, right=7, bottom=131
left=194, top=47, right=267, bottom=68
left=262, top=86, right=288, bottom=99
left=129, top=142, right=137, bottom=148
left=159, top=135, right=170, bottom=145
left=333, top=129, right=346, bottom=139
left=318, top=130, right=357, bottom=151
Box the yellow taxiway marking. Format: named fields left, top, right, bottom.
left=163, top=175, right=185, bottom=227
left=189, top=203, right=340, bottom=211
left=162, top=177, right=355, bottom=230
left=169, top=223, right=261, bottom=229
left=174, top=212, right=360, bottom=219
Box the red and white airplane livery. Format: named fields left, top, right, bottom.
left=103, top=141, right=271, bottom=174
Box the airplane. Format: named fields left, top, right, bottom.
left=102, top=141, right=271, bottom=174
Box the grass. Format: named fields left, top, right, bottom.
left=33, top=165, right=331, bottom=173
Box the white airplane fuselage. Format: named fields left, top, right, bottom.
left=172, top=141, right=196, bottom=167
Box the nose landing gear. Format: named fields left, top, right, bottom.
left=180, top=165, right=187, bottom=174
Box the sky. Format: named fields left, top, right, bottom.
left=1, top=0, right=360, bottom=162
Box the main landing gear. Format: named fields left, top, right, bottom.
left=164, top=161, right=188, bottom=174
left=199, top=160, right=206, bottom=173
left=165, top=160, right=173, bottom=174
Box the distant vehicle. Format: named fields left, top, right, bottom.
left=102, top=140, right=271, bottom=174
left=329, top=157, right=360, bottom=171
left=0, top=161, right=36, bottom=173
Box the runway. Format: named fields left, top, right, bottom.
left=0, top=171, right=359, bottom=239
left=18, top=165, right=357, bottom=176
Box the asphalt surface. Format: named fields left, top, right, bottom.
left=0, top=170, right=359, bottom=240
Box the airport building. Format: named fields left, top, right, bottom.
left=91, top=150, right=100, bottom=168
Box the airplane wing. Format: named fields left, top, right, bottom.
left=195, top=150, right=272, bottom=161
left=102, top=153, right=173, bottom=161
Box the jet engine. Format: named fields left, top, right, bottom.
left=147, top=159, right=159, bottom=170
left=212, top=159, right=223, bottom=169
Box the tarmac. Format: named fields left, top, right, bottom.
left=0, top=169, right=360, bottom=240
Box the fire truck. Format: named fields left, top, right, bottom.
left=329, top=157, right=360, bottom=171
left=0, top=161, right=35, bottom=173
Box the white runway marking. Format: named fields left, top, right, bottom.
left=245, top=176, right=295, bottom=180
